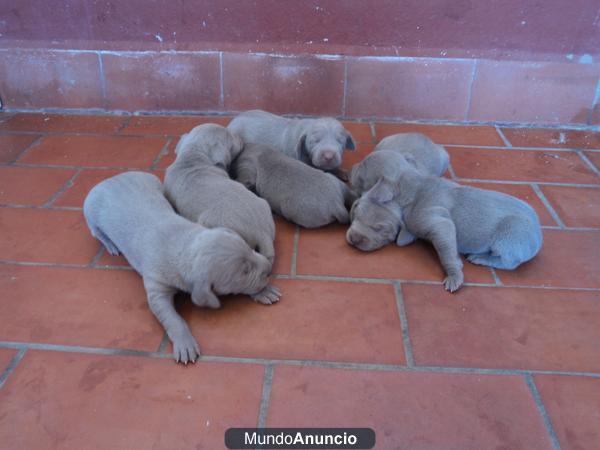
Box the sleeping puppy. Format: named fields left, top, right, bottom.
left=347, top=168, right=542, bottom=292
left=228, top=109, right=356, bottom=173
left=350, top=133, right=449, bottom=194
left=164, top=123, right=277, bottom=267
left=84, top=172, right=278, bottom=364
left=231, top=143, right=355, bottom=228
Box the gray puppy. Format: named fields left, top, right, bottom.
left=228, top=109, right=356, bottom=172
left=84, top=172, right=276, bottom=364
left=347, top=169, right=542, bottom=292
left=231, top=143, right=355, bottom=228
left=164, top=123, right=277, bottom=268
left=350, top=133, right=449, bottom=194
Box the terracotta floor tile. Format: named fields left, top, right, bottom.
left=583, top=151, right=600, bottom=171
left=497, top=230, right=599, bottom=288
left=0, top=134, right=41, bottom=163
left=95, top=250, right=130, bottom=267
left=0, top=265, right=163, bottom=349
left=535, top=376, right=600, bottom=450
left=461, top=181, right=557, bottom=226
left=17, top=135, right=167, bottom=168
left=375, top=123, right=505, bottom=146
left=342, top=121, right=374, bottom=143
left=0, top=351, right=263, bottom=449
left=53, top=169, right=126, bottom=208
left=120, top=115, right=231, bottom=136
left=0, top=112, right=14, bottom=123
left=341, top=142, right=375, bottom=172
left=272, top=218, right=295, bottom=275
left=539, top=185, right=600, bottom=228
left=0, top=113, right=127, bottom=134
left=296, top=224, right=494, bottom=284
left=0, top=208, right=99, bottom=264
left=177, top=279, right=405, bottom=364
left=501, top=128, right=600, bottom=149
left=403, top=284, right=600, bottom=372
left=448, top=147, right=599, bottom=184
left=0, top=348, right=17, bottom=373
left=0, top=167, right=75, bottom=206
left=268, top=366, right=552, bottom=449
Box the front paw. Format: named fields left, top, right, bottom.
left=251, top=284, right=282, bottom=305
left=443, top=271, right=464, bottom=293
left=171, top=331, right=201, bottom=364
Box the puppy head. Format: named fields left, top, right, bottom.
left=297, top=118, right=355, bottom=171
left=346, top=179, right=402, bottom=251
left=204, top=228, right=272, bottom=297
left=177, top=123, right=244, bottom=170
left=350, top=151, right=411, bottom=195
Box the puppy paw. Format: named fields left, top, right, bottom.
left=332, top=168, right=349, bottom=182
left=171, top=332, right=201, bottom=365
left=443, top=272, right=464, bottom=293
left=251, top=285, right=282, bottom=305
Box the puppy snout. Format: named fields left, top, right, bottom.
left=322, top=150, right=336, bottom=162
left=346, top=229, right=365, bottom=247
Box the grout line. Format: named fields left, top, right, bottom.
left=1, top=131, right=598, bottom=153
left=9, top=135, right=45, bottom=163
left=495, top=126, right=513, bottom=147
left=96, top=52, right=108, bottom=109
left=256, top=365, right=274, bottom=430
left=464, top=59, right=478, bottom=121
left=444, top=144, right=599, bottom=152
left=394, top=282, right=415, bottom=367
left=156, top=332, right=170, bottom=353
left=542, top=225, right=600, bottom=231
left=43, top=168, right=82, bottom=207
left=576, top=149, right=600, bottom=176
left=0, top=349, right=26, bottom=389
left=0, top=340, right=599, bottom=379
left=150, top=137, right=172, bottom=170
left=0, top=259, right=134, bottom=271
left=455, top=178, right=600, bottom=188
left=532, top=184, right=567, bottom=228
left=489, top=268, right=502, bottom=285
left=446, top=162, right=458, bottom=180
left=369, top=122, right=377, bottom=142
left=341, top=58, right=348, bottom=116
left=290, top=226, right=300, bottom=278
left=12, top=162, right=154, bottom=171
left=0, top=259, right=598, bottom=291
left=88, top=246, right=105, bottom=267
left=525, top=375, right=563, bottom=450
left=3, top=106, right=600, bottom=131
left=219, top=51, right=225, bottom=108
left=0, top=204, right=82, bottom=211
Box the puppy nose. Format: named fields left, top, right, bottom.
left=348, top=232, right=364, bottom=246
left=322, top=150, right=335, bottom=162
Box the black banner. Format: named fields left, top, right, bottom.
left=225, top=428, right=375, bottom=449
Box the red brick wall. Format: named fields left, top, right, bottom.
left=0, top=0, right=598, bottom=124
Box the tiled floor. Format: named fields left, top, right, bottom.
left=0, top=112, right=599, bottom=450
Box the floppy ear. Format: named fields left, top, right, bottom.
left=174, top=133, right=189, bottom=155
left=366, top=177, right=398, bottom=204
left=191, top=279, right=220, bottom=309
left=230, top=132, right=244, bottom=160
left=344, top=132, right=356, bottom=151
left=295, top=134, right=308, bottom=159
